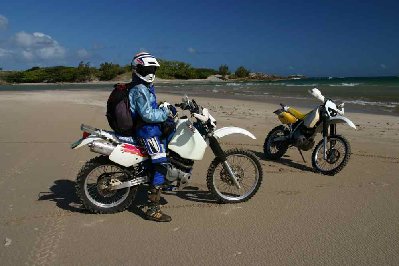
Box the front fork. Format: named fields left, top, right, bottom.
left=322, top=121, right=336, bottom=160
left=208, top=136, right=241, bottom=189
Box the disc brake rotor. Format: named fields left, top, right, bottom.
left=220, top=165, right=245, bottom=186
left=326, top=149, right=340, bottom=164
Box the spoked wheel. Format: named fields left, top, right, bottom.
left=207, top=149, right=263, bottom=203
left=263, top=125, right=289, bottom=160
left=76, top=156, right=138, bottom=214
left=311, top=135, right=351, bottom=176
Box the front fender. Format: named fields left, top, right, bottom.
left=329, top=116, right=357, bottom=129
left=214, top=127, right=256, bottom=140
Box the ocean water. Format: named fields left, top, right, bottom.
left=1, top=76, right=398, bottom=115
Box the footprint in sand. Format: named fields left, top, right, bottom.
left=277, top=190, right=300, bottom=195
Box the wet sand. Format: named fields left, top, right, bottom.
left=0, top=90, right=398, bottom=265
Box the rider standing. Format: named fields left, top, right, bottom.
left=129, top=52, right=176, bottom=222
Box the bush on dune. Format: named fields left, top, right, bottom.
left=0, top=59, right=226, bottom=84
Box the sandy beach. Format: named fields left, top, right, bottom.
left=0, top=89, right=398, bottom=265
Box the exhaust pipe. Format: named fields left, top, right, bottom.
left=89, top=140, right=116, bottom=155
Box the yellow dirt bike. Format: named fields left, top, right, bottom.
left=263, top=88, right=356, bottom=176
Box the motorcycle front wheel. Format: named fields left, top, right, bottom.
left=76, top=156, right=138, bottom=214
left=263, top=125, right=289, bottom=160
left=207, top=149, right=263, bottom=203
left=311, top=135, right=351, bottom=176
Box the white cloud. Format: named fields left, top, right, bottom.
left=0, top=15, right=8, bottom=30
left=12, top=31, right=66, bottom=60
left=188, top=47, right=196, bottom=54
left=36, top=46, right=65, bottom=59
left=22, top=49, right=34, bottom=60
left=380, top=64, right=387, bottom=69
left=0, top=48, right=13, bottom=57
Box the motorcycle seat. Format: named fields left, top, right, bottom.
left=106, top=131, right=138, bottom=145
left=115, top=135, right=138, bottom=145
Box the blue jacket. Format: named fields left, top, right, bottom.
left=129, top=80, right=169, bottom=138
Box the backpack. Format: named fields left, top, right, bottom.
left=106, top=82, right=135, bottom=136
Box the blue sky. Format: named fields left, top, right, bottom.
left=0, top=0, right=398, bottom=77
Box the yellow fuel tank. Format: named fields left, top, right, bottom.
left=287, top=107, right=305, bottom=120
left=278, top=111, right=297, bottom=124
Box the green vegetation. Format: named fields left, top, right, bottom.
left=156, top=59, right=217, bottom=79
left=218, top=64, right=230, bottom=79
left=98, top=62, right=125, bottom=81
left=0, top=59, right=267, bottom=84
left=234, top=66, right=250, bottom=78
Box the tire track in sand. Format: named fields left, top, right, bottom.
left=25, top=213, right=66, bottom=266
left=24, top=110, right=106, bottom=265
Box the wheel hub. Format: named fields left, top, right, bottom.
left=97, top=174, right=118, bottom=197
left=220, top=165, right=244, bottom=186
left=326, top=149, right=340, bottom=164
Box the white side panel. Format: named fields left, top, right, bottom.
left=214, top=127, right=256, bottom=140
left=329, top=116, right=357, bottom=129
left=303, top=108, right=320, bottom=128
left=168, top=119, right=208, bottom=161
left=109, top=143, right=149, bottom=167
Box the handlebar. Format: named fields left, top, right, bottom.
left=175, top=97, right=216, bottom=127
left=175, top=98, right=200, bottom=113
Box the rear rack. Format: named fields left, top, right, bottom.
left=81, top=124, right=98, bottom=134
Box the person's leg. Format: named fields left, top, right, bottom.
left=142, top=136, right=172, bottom=222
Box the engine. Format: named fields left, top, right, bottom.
left=293, top=128, right=315, bottom=151
left=169, top=150, right=194, bottom=173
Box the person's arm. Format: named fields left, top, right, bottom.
left=133, top=86, right=169, bottom=123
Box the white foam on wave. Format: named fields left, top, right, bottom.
left=226, top=82, right=243, bottom=86
left=285, top=84, right=318, bottom=87
left=329, top=83, right=361, bottom=87
left=345, top=100, right=399, bottom=108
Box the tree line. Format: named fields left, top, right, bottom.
left=0, top=60, right=251, bottom=84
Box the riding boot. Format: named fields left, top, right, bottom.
left=145, top=187, right=172, bottom=222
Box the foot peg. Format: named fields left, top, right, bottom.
left=178, top=173, right=191, bottom=189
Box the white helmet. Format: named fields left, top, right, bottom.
left=131, top=52, right=160, bottom=83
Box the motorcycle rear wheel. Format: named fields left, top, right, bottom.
left=263, top=125, right=289, bottom=160
left=76, top=156, right=138, bottom=214
left=311, top=135, right=351, bottom=176
left=207, top=149, right=263, bottom=203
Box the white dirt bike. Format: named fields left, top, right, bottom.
left=71, top=96, right=263, bottom=214
left=264, top=88, right=356, bottom=176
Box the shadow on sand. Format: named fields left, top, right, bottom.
left=38, top=180, right=218, bottom=219
left=38, top=179, right=86, bottom=213
left=163, top=186, right=218, bottom=204
left=128, top=185, right=218, bottom=218
left=251, top=150, right=315, bottom=173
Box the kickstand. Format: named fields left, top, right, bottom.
left=297, top=148, right=307, bottom=163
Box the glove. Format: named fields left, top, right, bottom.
left=160, top=102, right=177, bottom=118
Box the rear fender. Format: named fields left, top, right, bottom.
left=214, top=127, right=256, bottom=140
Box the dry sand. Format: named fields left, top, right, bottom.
left=0, top=90, right=398, bottom=265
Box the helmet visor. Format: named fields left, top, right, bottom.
left=136, top=65, right=157, bottom=77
